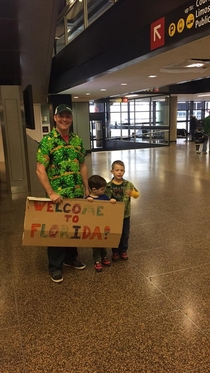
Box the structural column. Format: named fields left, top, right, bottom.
left=0, top=86, right=29, bottom=193
left=170, top=96, right=178, bottom=142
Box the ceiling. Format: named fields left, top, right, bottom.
left=59, top=34, right=210, bottom=103
left=1, top=0, right=210, bottom=105
left=0, top=0, right=61, bottom=103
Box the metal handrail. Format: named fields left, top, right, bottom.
left=132, top=129, right=169, bottom=142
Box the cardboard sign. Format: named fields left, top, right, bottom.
left=22, top=197, right=124, bottom=248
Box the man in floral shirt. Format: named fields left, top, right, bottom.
left=36, top=104, right=89, bottom=283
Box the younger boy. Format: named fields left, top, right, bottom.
left=105, top=160, right=140, bottom=261
left=87, top=175, right=116, bottom=272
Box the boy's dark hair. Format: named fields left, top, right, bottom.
left=111, top=160, right=125, bottom=169
left=88, top=175, right=107, bottom=190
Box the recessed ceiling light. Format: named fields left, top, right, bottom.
left=121, top=83, right=127, bottom=86
left=74, top=96, right=79, bottom=99
left=125, top=94, right=139, bottom=98
left=186, top=63, right=204, bottom=68
left=100, top=88, right=106, bottom=91
left=149, top=75, right=157, bottom=78
left=197, top=93, right=210, bottom=97
left=86, top=93, right=90, bottom=95
left=160, top=59, right=208, bottom=73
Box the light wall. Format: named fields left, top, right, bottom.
left=72, top=102, right=91, bottom=152
left=26, top=104, right=43, bottom=142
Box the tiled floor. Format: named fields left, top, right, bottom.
left=1, top=140, right=210, bottom=373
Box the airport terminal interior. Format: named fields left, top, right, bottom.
left=2, top=0, right=210, bottom=372
left=1, top=139, right=210, bottom=372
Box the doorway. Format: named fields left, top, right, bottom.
left=89, top=113, right=106, bottom=150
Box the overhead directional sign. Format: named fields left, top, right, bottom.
left=150, top=17, right=165, bottom=50
left=150, top=0, right=210, bottom=51
left=165, top=0, right=210, bottom=43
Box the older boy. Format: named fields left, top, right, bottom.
left=106, top=160, right=140, bottom=261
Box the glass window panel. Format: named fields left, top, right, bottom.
left=108, top=95, right=169, bottom=144
left=89, top=102, right=104, bottom=113
left=89, top=103, right=95, bottom=113
left=177, top=112, right=187, bottom=120
left=54, top=19, right=65, bottom=54
left=121, top=102, right=128, bottom=112
left=110, top=113, right=120, bottom=126
left=204, top=102, right=210, bottom=117
left=130, top=113, right=135, bottom=124
left=135, top=112, right=150, bottom=123
left=66, top=1, right=84, bottom=43
left=121, top=112, right=128, bottom=123
left=129, top=101, right=135, bottom=111
left=193, top=110, right=202, bottom=120
left=196, top=102, right=203, bottom=109
left=135, top=100, right=150, bottom=110
left=155, top=99, right=169, bottom=125
left=110, top=103, right=120, bottom=112
left=95, top=103, right=105, bottom=113
left=88, top=0, right=114, bottom=26
left=178, top=102, right=189, bottom=110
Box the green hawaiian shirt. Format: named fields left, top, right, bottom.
left=36, top=127, right=86, bottom=198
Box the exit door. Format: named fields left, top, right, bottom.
left=89, top=113, right=106, bottom=150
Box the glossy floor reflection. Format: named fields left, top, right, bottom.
left=1, top=140, right=210, bottom=373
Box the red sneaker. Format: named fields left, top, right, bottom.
left=101, top=257, right=111, bottom=266
left=120, top=252, right=128, bottom=260
left=112, top=253, right=119, bottom=261
left=94, top=262, right=102, bottom=272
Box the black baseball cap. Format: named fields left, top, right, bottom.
left=54, top=104, right=72, bottom=115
